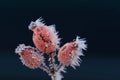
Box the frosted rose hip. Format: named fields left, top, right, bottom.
left=58, top=42, right=77, bottom=66
left=28, top=18, right=60, bottom=54
left=15, top=44, right=44, bottom=69
left=58, top=36, right=87, bottom=68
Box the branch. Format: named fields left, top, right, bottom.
left=39, top=63, right=50, bottom=74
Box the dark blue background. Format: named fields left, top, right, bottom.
left=0, top=0, right=120, bottom=80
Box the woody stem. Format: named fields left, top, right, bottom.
left=49, top=53, right=57, bottom=80
left=49, top=53, right=55, bottom=69
left=40, top=64, right=49, bottom=74
left=51, top=75, right=57, bottom=80
left=56, top=63, right=64, bottom=72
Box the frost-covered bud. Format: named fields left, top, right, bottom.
left=15, top=44, right=44, bottom=69
left=28, top=18, right=60, bottom=54
left=58, top=36, right=87, bottom=69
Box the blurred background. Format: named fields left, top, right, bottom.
left=0, top=0, right=120, bottom=80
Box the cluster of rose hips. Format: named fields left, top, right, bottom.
left=15, top=18, right=87, bottom=80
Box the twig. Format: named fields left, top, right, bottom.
left=49, top=53, right=55, bottom=69
left=39, top=63, right=49, bottom=74
left=56, top=63, right=64, bottom=72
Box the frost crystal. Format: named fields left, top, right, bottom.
left=15, top=44, right=34, bottom=54
left=31, top=18, right=60, bottom=54
left=15, top=44, right=44, bottom=69
left=28, top=17, right=45, bottom=30
left=15, top=17, right=87, bottom=80
left=70, top=36, right=87, bottom=69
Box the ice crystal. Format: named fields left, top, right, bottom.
left=15, top=17, right=87, bottom=80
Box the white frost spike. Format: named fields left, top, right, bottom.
left=15, top=44, right=34, bottom=54
left=75, top=36, right=87, bottom=51
left=54, top=65, right=66, bottom=80
left=55, top=72, right=63, bottom=80
left=28, top=21, right=36, bottom=30
left=28, top=17, right=45, bottom=30
left=70, top=36, right=87, bottom=69
left=57, top=65, right=66, bottom=73
left=35, top=17, right=45, bottom=27
left=48, top=24, right=61, bottom=48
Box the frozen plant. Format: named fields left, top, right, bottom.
left=15, top=17, right=87, bottom=80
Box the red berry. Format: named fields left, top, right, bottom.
left=29, top=18, right=60, bottom=54
left=15, top=44, right=44, bottom=69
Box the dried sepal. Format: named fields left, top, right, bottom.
left=70, top=36, right=87, bottom=69
left=28, top=17, right=45, bottom=30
